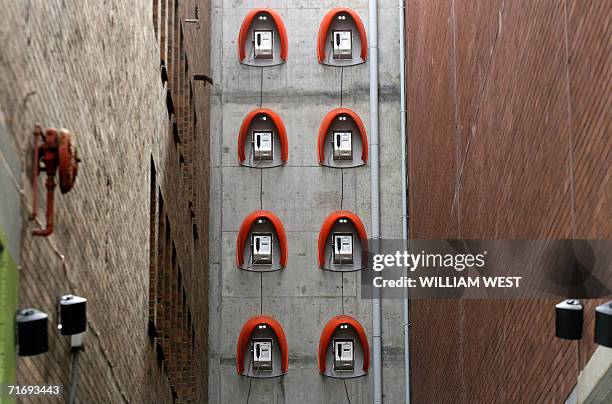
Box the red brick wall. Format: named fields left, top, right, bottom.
left=0, top=0, right=211, bottom=402
left=406, top=0, right=610, bottom=402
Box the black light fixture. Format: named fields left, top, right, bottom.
left=16, top=308, right=49, bottom=356
left=555, top=299, right=583, bottom=340
left=595, top=301, right=612, bottom=348
left=58, top=295, right=87, bottom=336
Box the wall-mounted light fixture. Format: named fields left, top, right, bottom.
left=57, top=294, right=87, bottom=404
left=555, top=299, right=583, bottom=340
left=16, top=308, right=49, bottom=356
left=595, top=301, right=612, bottom=348
left=58, top=295, right=87, bottom=337
left=31, top=124, right=80, bottom=237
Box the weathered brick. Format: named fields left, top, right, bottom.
left=0, top=0, right=211, bottom=402
left=407, top=0, right=610, bottom=402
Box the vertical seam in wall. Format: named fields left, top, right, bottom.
left=562, top=0, right=577, bottom=240
left=450, top=0, right=461, bottom=239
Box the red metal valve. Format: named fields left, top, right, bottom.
left=31, top=124, right=79, bottom=236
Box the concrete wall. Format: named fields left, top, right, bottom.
left=208, top=0, right=405, bottom=402
left=0, top=0, right=211, bottom=402
left=406, top=0, right=611, bottom=402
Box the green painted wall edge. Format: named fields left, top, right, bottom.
left=0, top=230, right=17, bottom=404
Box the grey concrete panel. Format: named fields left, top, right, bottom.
left=355, top=168, right=372, bottom=231
left=378, top=99, right=403, bottom=168
left=221, top=167, right=264, bottom=231
left=210, top=6, right=225, bottom=91
left=221, top=231, right=260, bottom=297
left=377, top=8, right=402, bottom=88
left=382, top=359, right=409, bottom=403
left=210, top=93, right=223, bottom=168
left=381, top=297, right=406, bottom=349
left=209, top=167, right=222, bottom=264
left=220, top=297, right=262, bottom=357
left=282, top=366, right=371, bottom=404
left=208, top=263, right=222, bottom=357
left=379, top=165, right=404, bottom=239
left=207, top=357, right=222, bottom=404
left=261, top=166, right=358, bottom=232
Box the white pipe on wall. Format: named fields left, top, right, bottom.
left=368, top=0, right=382, bottom=402
left=399, top=0, right=410, bottom=402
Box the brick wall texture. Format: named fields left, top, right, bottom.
left=0, top=0, right=211, bottom=402
left=406, top=0, right=610, bottom=403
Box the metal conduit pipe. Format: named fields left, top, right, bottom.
left=399, top=0, right=411, bottom=402
left=368, top=0, right=383, bottom=402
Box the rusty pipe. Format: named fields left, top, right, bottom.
left=31, top=124, right=43, bottom=220
left=32, top=128, right=59, bottom=237
left=33, top=175, right=55, bottom=237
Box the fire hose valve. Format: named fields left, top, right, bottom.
left=31, top=124, right=80, bottom=237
